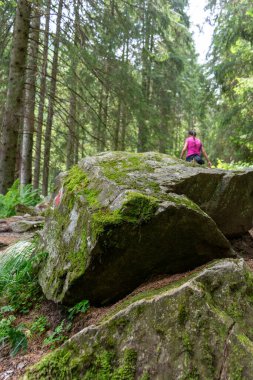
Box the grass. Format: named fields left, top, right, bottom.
left=0, top=239, right=47, bottom=313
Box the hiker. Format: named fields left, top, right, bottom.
left=180, top=130, right=212, bottom=168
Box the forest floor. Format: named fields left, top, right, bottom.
left=0, top=226, right=253, bottom=380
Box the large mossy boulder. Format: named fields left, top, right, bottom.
left=38, top=152, right=239, bottom=306
left=25, top=259, right=253, bottom=380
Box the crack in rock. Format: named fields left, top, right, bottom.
left=218, top=322, right=236, bottom=380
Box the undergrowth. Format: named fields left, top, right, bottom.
left=0, top=179, right=40, bottom=218
left=0, top=240, right=46, bottom=313
left=0, top=239, right=90, bottom=356
left=0, top=311, right=27, bottom=356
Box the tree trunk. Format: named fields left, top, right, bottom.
left=113, top=100, right=121, bottom=150
left=66, top=90, right=77, bottom=169
left=20, top=5, right=40, bottom=187
left=0, top=0, right=31, bottom=194
left=33, top=0, right=51, bottom=190
left=137, top=0, right=152, bottom=153
left=66, top=1, right=79, bottom=170
left=42, top=0, right=63, bottom=196
left=120, top=105, right=127, bottom=151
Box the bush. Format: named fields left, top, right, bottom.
left=0, top=179, right=41, bottom=218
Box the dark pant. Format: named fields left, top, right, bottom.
left=186, top=154, right=204, bottom=165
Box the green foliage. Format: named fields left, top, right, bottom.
left=68, top=299, right=90, bottom=321
left=0, top=305, right=15, bottom=314
left=0, top=241, right=47, bottom=313
left=29, top=316, right=49, bottom=336
left=216, top=159, right=252, bottom=170
left=43, top=321, right=67, bottom=349
left=206, top=0, right=253, bottom=163
left=0, top=315, right=27, bottom=356
left=0, top=179, right=40, bottom=218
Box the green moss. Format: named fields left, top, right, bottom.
left=111, top=349, right=137, bottom=380
left=24, top=348, right=72, bottom=380
left=41, top=204, right=89, bottom=300
left=121, top=192, right=159, bottom=223
left=165, top=193, right=203, bottom=213
left=64, top=165, right=88, bottom=193
left=63, top=165, right=100, bottom=208
left=100, top=154, right=154, bottom=185
left=139, top=372, right=150, bottom=380
left=178, top=303, right=188, bottom=325
left=182, top=332, right=193, bottom=355
left=82, top=348, right=137, bottom=380
left=227, top=302, right=244, bottom=320
left=91, top=192, right=159, bottom=240
left=181, top=368, right=200, bottom=380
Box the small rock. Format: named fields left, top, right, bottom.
left=10, top=220, right=44, bottom=233
left=17, top=362, right=27, bottom=370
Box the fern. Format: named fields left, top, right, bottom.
left=0, top=179, right=40, bottom=218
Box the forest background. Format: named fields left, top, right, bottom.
left=0, top=0, right=252, bottom=196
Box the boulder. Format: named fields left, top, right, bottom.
left=24, top=259, right=253, bottom=380
left=39, top=152, right=238, bottom=306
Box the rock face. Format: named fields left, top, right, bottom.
left=25, top=259, right=253, bottom=380
left=38, top=152, right=244, bottom=306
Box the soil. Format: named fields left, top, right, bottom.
left=0, top=227, right=253, bottom=380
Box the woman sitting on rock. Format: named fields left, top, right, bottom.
left=180, top=130, right=212, bottom=168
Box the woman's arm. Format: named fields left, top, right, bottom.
left=180, top=141, right=188, bottom=159
left=202, top=147, right=212, bottom=168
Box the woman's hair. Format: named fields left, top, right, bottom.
left=188, top=130, right=196, bottom=137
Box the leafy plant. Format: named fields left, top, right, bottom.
left=0, top=316, right=28, bottom=356
left=0, top=305, right=15, bottom=315
left=0, top=240, right=47, bottom=313
left=68, top=299, right=90, bottom=321
left=43, top=321, right=67, bottom=349
left=0, top=179, right=40, bottom=218
left=29, top=316, right=49, bottom=336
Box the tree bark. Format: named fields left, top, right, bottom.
left=66, top=1, right=79, bottom=170
left=66, top=90, right=77, bottom=169
left=42, top=0, right=63, bottom=196
left=33, top=0, right=51, bottom=190
left=137, top=0, right=152, bottom=152
left=0, top=0, right=31, bottom=194
left=20, top=5, right=40, bottom=187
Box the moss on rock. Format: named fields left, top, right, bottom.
left=24, top=259, right=253, bottom=380
left=39, top=152, right=240, bottom=305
